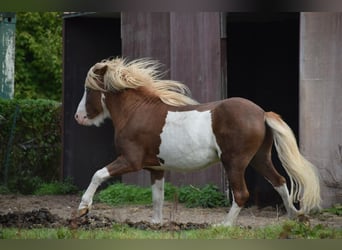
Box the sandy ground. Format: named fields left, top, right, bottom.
left=0, top=194, right=341, bottom=229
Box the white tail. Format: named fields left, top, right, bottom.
left=265, top=112, right=321, bottom=213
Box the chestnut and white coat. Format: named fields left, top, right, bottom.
left=74, top=58, right=321, bottom=226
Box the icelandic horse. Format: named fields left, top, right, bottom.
left=74, top=58, right=321, bottom=226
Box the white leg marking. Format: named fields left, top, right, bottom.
left=151, top=177, right=164, bottom=224
left=221, top=200, right=242, bottom=226
left=274, top=183, right=299, bottom=218
left=214, top=192, right=241, bottom=227
left=79, top=167, right=110, bottom=211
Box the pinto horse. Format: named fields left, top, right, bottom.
left=74, top=58, right=321, bottom=226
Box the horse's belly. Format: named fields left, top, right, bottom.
left=157, top=110, right=221, bottom=172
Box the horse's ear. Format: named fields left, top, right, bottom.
left=93, top=64, right=108, bottom=76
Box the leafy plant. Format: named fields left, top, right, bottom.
left=96, top=182, right=229, bottom=208
left=34, top=178, right=78, bottom=195
left=0, top=98, right=62, bottom=194
left=15, top=12, right=63, bottom=101
left=323, top=204, right=342, bottom=216
left=96, top=183, right=152, bottom=205
left=96, top=182, right=179, bottom=206
left=0, top=185, right=10, bottom=194
left=279, top=220, right=338, bottom=239
left=178, top=184, right=229, bottom=208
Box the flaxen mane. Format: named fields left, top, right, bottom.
left=85, top=58, right=199, bottom=107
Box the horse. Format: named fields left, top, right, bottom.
left=74, top=57, right=321, bottom=226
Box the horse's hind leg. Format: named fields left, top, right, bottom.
left=250, top=127, right=298, bottom=218
left=220, top=158, right=250, bottom=226
left=251, top=156, right=298, bottom=218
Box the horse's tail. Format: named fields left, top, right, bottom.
left=265, top=111, right=321, bottom=214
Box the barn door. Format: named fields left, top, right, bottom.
left=226, top=13, right=300, bottom=207
left=63, top=15, right=121, bottom=189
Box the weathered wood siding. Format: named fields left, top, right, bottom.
left=121, top=12, right=225, bottom=188
left=168, top=13, right=223, bottom=187
left=121, top=13, right=170, bottom=187
left=300, top=13, right=342, bottom=207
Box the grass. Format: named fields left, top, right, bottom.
left=1, top=221, right=341, bottom=239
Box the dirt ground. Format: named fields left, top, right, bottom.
left=0, top=194, right=341, bottom=230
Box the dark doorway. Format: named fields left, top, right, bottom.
left=62, top=15, right=121, bottom=189
left=226, top=13, right=300, bottom=207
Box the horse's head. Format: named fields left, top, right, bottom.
left=74, top=64, right=110, bottom=126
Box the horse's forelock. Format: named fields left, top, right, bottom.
left=85, top=66, right=107, bottom=92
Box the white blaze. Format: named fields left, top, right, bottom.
left=75, top=88, right=110, bottom=126
left=157, top=110, right=221, bottom=171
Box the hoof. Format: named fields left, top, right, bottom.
left=287, top=210, right=300, bottom=220
left=78, top=207, right=89, bottom=217
left=297, top=214, right=310, bottom=225
left=151, top=221, right=163, bottom=226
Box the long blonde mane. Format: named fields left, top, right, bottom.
left=85, top=58, right=199, bottom=106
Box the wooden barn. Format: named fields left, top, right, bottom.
left=62, top=12, right=342, bottom=208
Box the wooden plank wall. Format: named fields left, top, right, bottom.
left=121, top=12, right=225, bottom=188
left=300, top=13, right=342, bottom=207
left=121, top=13, right=170, bottom=187
left=168, top=13, right=223, bottom=187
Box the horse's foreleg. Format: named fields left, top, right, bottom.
left=78, top=167, right=110, bottom=216
left=150, top=170, right=165, bottom=224
left=78, top=156, right=141, bottom=217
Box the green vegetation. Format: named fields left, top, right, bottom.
left=96, top=182, right=228, bottom=208
left=0, top=98, right=62, bottom=194
left=178, top=184, right=229, bottom=208
left=0, top=221, right=341, bottom=239
left=278, top=220, right=341, bottom=239
left=33, top=178, right=78, bottom=195
left=96, top=182, right=153, bottom=205
left=15, top=12, right=63, bottom=101
left=323, top=203, right=342, bottom=216
left=0, top=13, right=65, bottom=193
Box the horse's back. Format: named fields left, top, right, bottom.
left=212, top=97, right=265, bottom=127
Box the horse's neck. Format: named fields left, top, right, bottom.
left=105, top=88, right=166, bottom=129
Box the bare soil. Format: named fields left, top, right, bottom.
left=0, top=194, right=341, bottom=230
